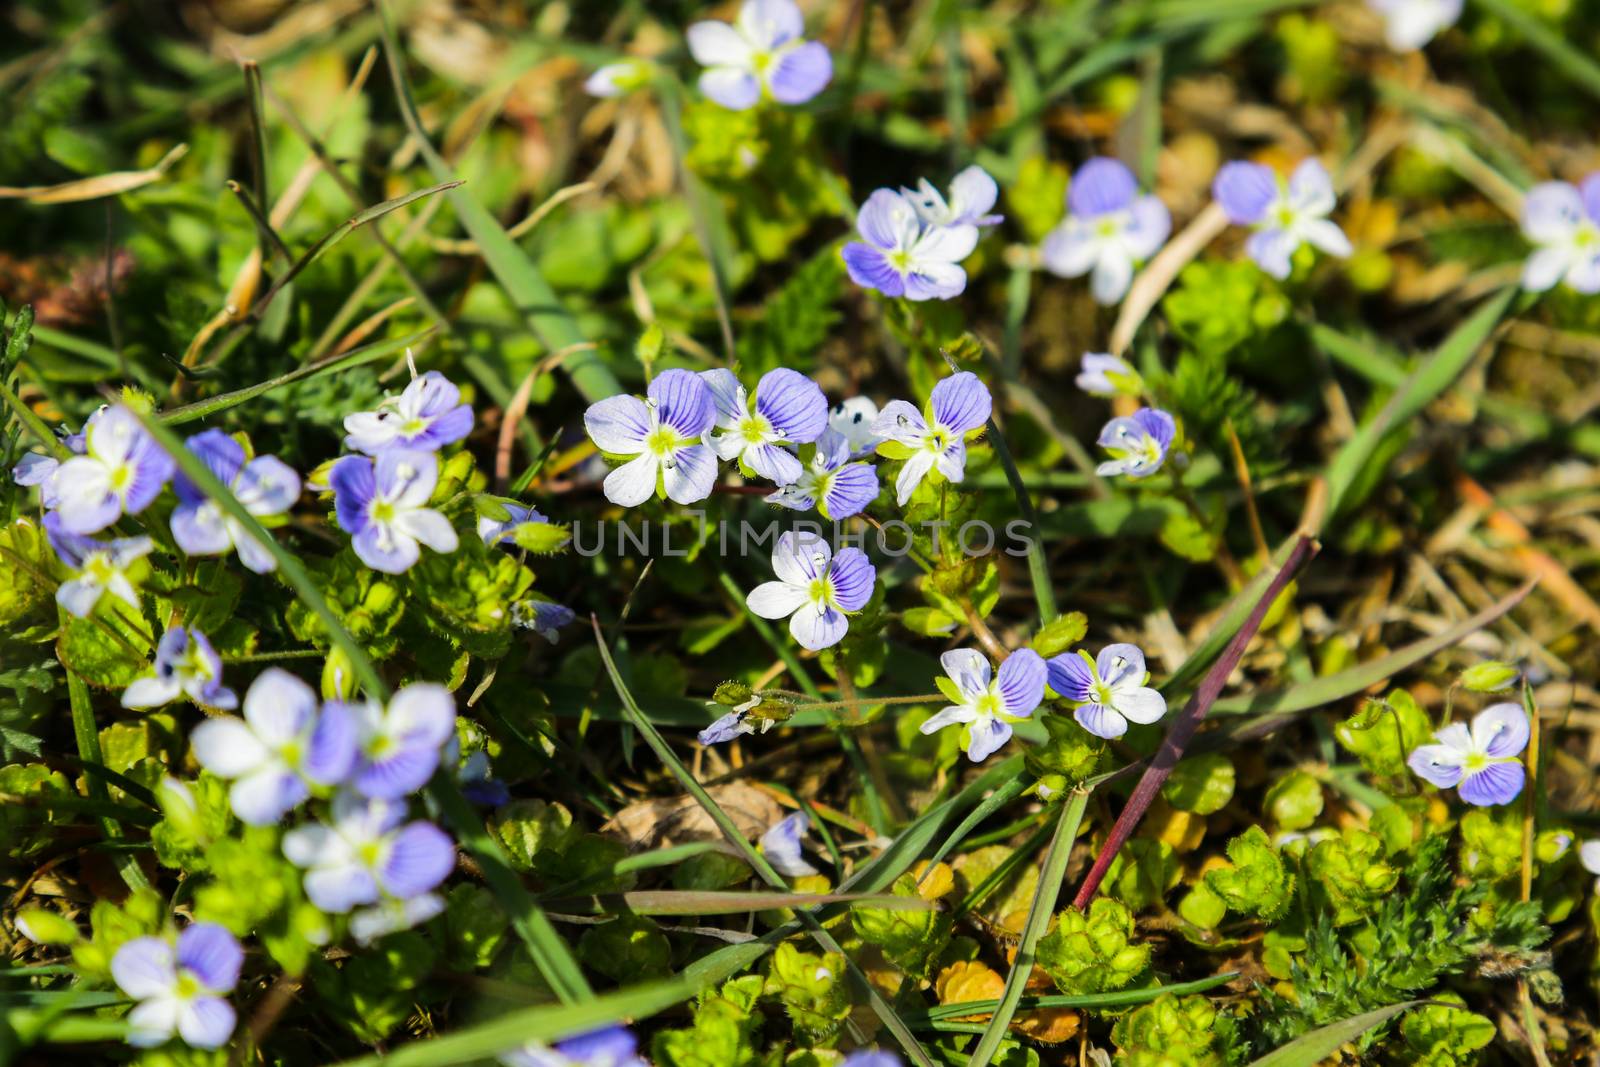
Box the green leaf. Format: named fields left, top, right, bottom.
left=1247, top=1002, right=1419, bottom=1067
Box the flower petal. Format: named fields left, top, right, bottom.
left=1089, top=245, right=1134, bottom=304
left=1075, top=703, right=1128, bottom=740
left=821, top=463, right=878, bottom=519
left=393, top=508, right=459, bottom=554
left=1301, top=218, right=1353, bottom=258
left=662, top=443, right=718, bottom=504
left=1457, top=761, right=1525, bottom=807
left=759, top=811, right=819, bottom=877
left=1069, top=158, right=1137, bottom=217
left=870, top=400, right=927, bottom=447
left=1286, top=158, right=1336, bottom=216
left=1407, top=742, right=1466, bottom=788
left=649, top=368, right=714, bottom=439
left=304, top=864, right=381, bottom=913
left=772, top=529, right=830, bottom=585
left=1096, top=643, right=1147, bottom=689
left=743, top=442, right=804, bottom=486
left=746, top=580, right=811, bottom=619
left=176, top=923, right=242, bottom=994
left=996, top=649, right=1047, bottom=717
left=767, top=40, right=832, bottom=104
left=687, top=20, right=753, bottom=67
left=1521, top=181, right=1583, bottom=245
left=929, top=372, right=992, bottom=435
left=229, top=766, right=308, bottom=825
left=893, top=449, right=937, bottom=506
left=177, top=997, right=237, bottom=1050
left=940, top=648, right=992, bottom=700
left=1114, top=686, right=1167, bottom=725
left=1245, top=227, right=1297, bottom=280
left=790, top=601, right=848, bottom=650
left=190, top=717, right=270, bottom=778
left=1212, top=161, right=1276, bottom=224
left=739, top=0, right=804, bottom=48
left=920, top=705, right=975, bottom=734
left=756, top=368, right=828, bottom=442
left=112, top=937, right=177, bottom=999
left=243, top=667, right=317, bottom=746
left=603, top=453, right=661, bottom=508
left=826, top=547, right=876, bottom=612
left=1039, top=220, right=1098, bottom=278
left=1045, top=653, right=1095, bottom=702
left=965, top=717, right=1012, bottom=762
left=380, top=821, right=456, bottom=898
left=698, top=368, right=747, bottom=428
left=842, top=241, right=906, bottom=296
left=1471, top=701, right=1529, bottom=759
left=1521, top=246, right=1574, bottom=292
left=585, top=394, right=653, bottom=455
left=1122, top=195, right=1171, bottom=260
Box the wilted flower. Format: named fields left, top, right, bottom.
left=921, top=648, right=1047, bottom=762
left=343, top=370, right=473, bottom=455
left=122, top=626, right=236, bottom=711
left=1213, top=159, right=1351, bottom=280
left=512, top=598, right=577, bottom=643
left=458, top=750, right=510, bottom=807
left=1075, top=353, right=1140, bottom=397
left=478, top=502, right=549, bottom=546
left=688, top=0, right=831, bottom=111
left=1041, top=158, right=1171, bottom=304
left=1407, top=702, right=1529, bottom=806
left=903, top=165, right=1003, bottom=229
left=746, top=531, right=875, bottom=650
left=871, top=372, right=992, bottom=505
left=52, top=404, right=174, bottom=534
left=584, top=369, right=717, bottom=507
left=767, top=429, right=880, bottom=519
left=1047, top=644, right=1167, bottom=740
left=842, top=189, right=980, bottom=301
left=111, top=923, right=241, bottom=1050
left=1520, top=174, right=1600, bottom=294
left=331, top=450, right=460, bottom=574
left=349, top=892, right=446, bottom=946
left=829, top=397, right=882, bottom=456
left=760, top=811, right=819, bottom=877
left=698, top=692, right=762, bottom=746
left=702, top=367, right=828, bottom=485
left=282, top=791, right=455, bottom=914
left=190, top=668, right=357, bottom=825
left=1367, top=0, right=1461, bottom=51
left=584, top=60, right=652, bottom=98
left=338, top=682, right=457, bottom=800
left=1095, top=407, right=1175, bottom=479
left=43, top=512, right=153, bottom=619
left=499, top=1025, right=648, bottom=1067
left=170, top=429, right=301, bottom=574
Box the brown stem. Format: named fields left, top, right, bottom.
left=1070, top=534, right=1319, bottom=910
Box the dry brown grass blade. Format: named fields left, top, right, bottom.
left=0, top=144, right=188, bottom=204
left=1454, top=473, right=1600, bottom=634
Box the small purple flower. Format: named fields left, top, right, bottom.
left=698, top=693, right=761, bottom=746
left=1095, top=407, right=1175, bottom=479
left=500, top=1024, right=648, bottom=1067
left=1041, top=158, right=1171, bottom=305
left=478, top=502, right=549, bottom=546
left=52, top=405, right=175, bottom=534
left=189, top=668, right=357, bottom=825
left=335, top=682, right=457, bottom=800
left=585, top=60, right=651, bottom=98
left=842, top=189, right=980, bottom=301
left=1213, top=159, right=1351, bottom=280
left=170, top=429, right=301, bottom=574
left=1076, top=353, right=1141, bottom=398
left=829, top=397, right=883, bottom=456
left=1368, top=0, right=1462, bottom=50
left=584, top=369, right=718, bottom=508
left=702, top=367, right=829, bottom=485
left=459, top=750, right=510, bottom=807
left=512, top=599, right=577, bottom=643
left=746, top=531, right=875, bottom=650
left=903, top=165, right=1004, bottom=229
left=331, top=450, right=460, bottom=574
left=349, top=892, right=447, bottom=946
left=842, top=1054, right=904, bottom=1067
left=111, top=923, right=241, bottom=1050
left=1047, top=644, right=1167, bottom=740
left=688, top=0, right=832, bottom=111
left=282, top=791, right=455, bottom=914
left=921, top=648, right=1047, bottom=762
left=761, top=811, right=819, bottom=877
left=343, top=370, right=473, bottom=455
left=767, top=429, right=881, bottom=520
left=1407, top=702, right=1529, bottom=807
left=870, top=371, right=992, bottom=506
left=43, top=512, right=153, bottom=619
left=1520, top=174, right=1600, bottom=294
left=122, top=626, right=236, bottom=711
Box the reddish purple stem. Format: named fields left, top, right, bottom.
left=1070, top=534, right=1319, bottom=910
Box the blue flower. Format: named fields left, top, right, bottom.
left=170, top=429, right=301, bottom=574
left=760, top=811, right=819, bottom=877
left=478, top=501, right=549, bottom=546
left=331, top=450, right=460, bottom=574
left=43, top=512, right=154, bottom=619
left=1520, top=174, right=1600, bottom=294
left=458, top=750, right=510, bottom=807
left=189, top=668, right=357, bottom=825
left=920, top=648, right=1047, bottom=762
left=51, top=404, right=174, bottom=534
left=871, top=371, right=992, bottom=505
left=1046, top=644, right=1167, bottom=740
left=1075, top=353, right=1141, bottom=398
left=746, top=531, right=875, bottom=651
left=343, top=370, right=473, bottom=455
left=1094, top=407, right=1175, bottom=478
left=1041, top=158, right=1170, bottom=305
left=767, top=429, right=881, bottom=519
left=688, top=0, right=831, bottom=111
left=11, top=406, right=96, bottom=508
left=697, top=693, right=761, bottom=746
left=111, top=922, right=241, bottom=1050
left=1213, top=159, right=1351, bottom=280
left=903, top=165, right=1003, bottom=228
left=583, top=369, right=717, bottom=507
left=842, top=1053, right=904, bottom=1067
left=122, top=625, right=236, bottom=711
left=282, top=791, right=455, bottom=914
left=843, top=189, right=980, bottom=301
left=1408, top=702, right=1529, bottom=807
left=702, top=367, right=829, bottom=485
left=500, top=1024, right=648, bottom=1067
left=339, top=682, right=457, bottom=800
left=512, top=598, right=577, bottom=643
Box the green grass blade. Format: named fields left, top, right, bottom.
left=919, top=775, right=1029, bottom=877
left=964, top=786, right=1093, bottom=1066
left=1248, top=1002, right=1418, bottom=1067
left=914, top=971, right=1239, bottom=1022
left=544, top=889, right=934, bottom=916
left=1468, top=0, right=1600, bottom=101
left=375, top=0, right=623, bottom=404
left=1161, top=534, right=1302, bottom=696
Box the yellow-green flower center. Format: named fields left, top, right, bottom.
left=85, top=553, right=117, bottom=583
left=371, top=500, right=397, bottom=524
left=646, top=426, right=682, bottom=457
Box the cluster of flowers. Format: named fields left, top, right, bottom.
left=11, top=366, right=575, bottom=640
